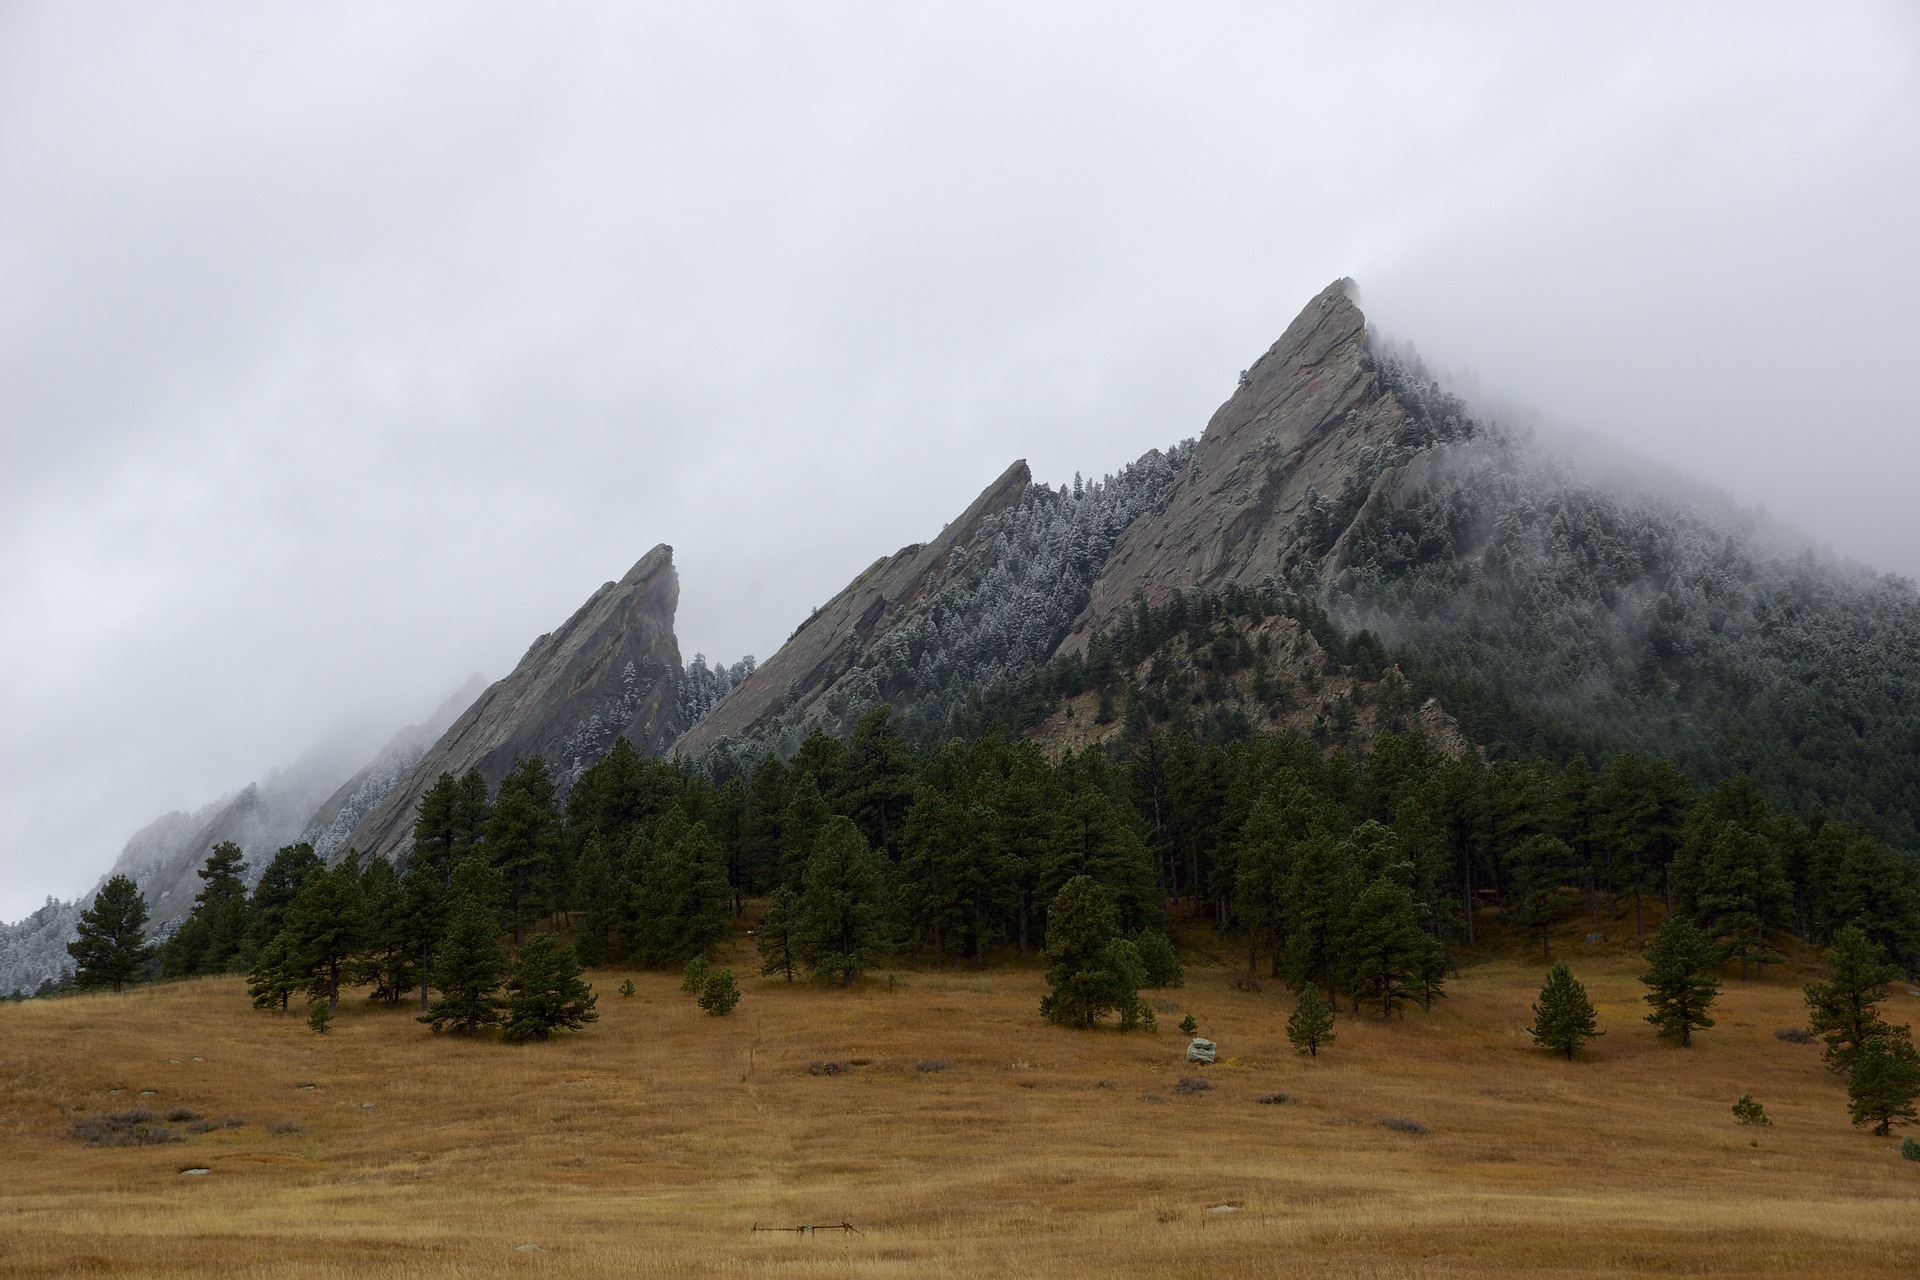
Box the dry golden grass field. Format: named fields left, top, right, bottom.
left=3, top=912, right=1917, bottom=1278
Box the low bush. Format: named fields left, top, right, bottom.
left=914, top=1059, right=949, bottom=1073
left=1172, top=1076, right=1212, bottom=1095
left=807, top=1061, right=848, bottom=1076
left=1774, top=1028, right=1812, bottom=1044
left=1256, top=1092, right=1292, bottom=1105
left=70, top=1108, right=181, bottom=1147
left=1901, top=1136, right=1920, bottom=1162
left=1732, top=1094, right=1772, bottom=1126
left=1377, top=1117, right=1428, bottom=1134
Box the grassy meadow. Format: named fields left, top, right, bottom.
left=2, top=911, right=1917, bottom=1278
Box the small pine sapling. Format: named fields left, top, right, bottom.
left=618, top=979, right=636, bottom=998
left=680, top=955, right=710, bottom=995
left=306, top=999, right=332, bottom=1035
left=1901, top=1135, right=1920, bottom=1162
left=1731, top=1094, right=1772, bottom=1126
left=1287, top=984, right=1336, bottom=1057
left=697, top=970, right=740, bottom=1017
left=1529, top=962, right=1602, bottom=1061
left=1179, top=1014, right=1198, bottom=1037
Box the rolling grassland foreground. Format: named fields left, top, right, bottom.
left=3, top=914, right=1918, bottom=1278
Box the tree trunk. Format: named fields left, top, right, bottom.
left=1461, top=850, right=1476, bottom=946
left=1634, top=885, right=1645, bottom=937
left=1018, top=894, right=1029, bottom=960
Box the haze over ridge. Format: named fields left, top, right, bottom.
left=2, top=3, right=1916, bottom=916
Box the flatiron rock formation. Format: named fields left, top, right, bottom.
left=339, top=544, right=687, bottom=866
left=1062, top=278, right=1420, bottom=649
left=675, top=461, right=1033, bottom=756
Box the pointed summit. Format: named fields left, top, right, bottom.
left=340, top=544, right=687, bottom=865
left=1059, top=277, right=1407, bottom=647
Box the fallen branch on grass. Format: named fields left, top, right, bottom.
left=750, top=1221, right=862, bottom=1235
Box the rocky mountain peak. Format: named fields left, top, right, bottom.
left=338, top=543, right=686, bottom=865
left=1059, top=278, right=1408, bottom=649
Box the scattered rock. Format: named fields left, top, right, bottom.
left=807, top=1061, right=848, bottom=1076
left=360, top=1103, right=375, bottom=1110
left=1206, top=1203, right=1239, bottom=1214
left=1186, top=1038, right=1216, bottom=1065
left=1584, top=932, right=1606, bottom=945
left=514, top=1244, right=549, bottom=1253
left=179, top=1167, right=210, bottom=1176
left=1141, top=1093, right=1168, bottom=1104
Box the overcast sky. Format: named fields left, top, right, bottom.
left=3, top=2, right=1916, bottom=917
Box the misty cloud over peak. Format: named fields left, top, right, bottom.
left=1, top=3, right=1915, bottom=915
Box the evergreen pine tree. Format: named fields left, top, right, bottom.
left=1529, top=961, right=1602, bottom=1060
left=1039, top=875, right=1146, bottom=1029
left=1692, top=822, right=1794, bottom=979
left=756, top=884, right=800, bottom=981
left=798, top=816, right=889, bottom=987
left=283, top=861, right=364, bottom=1010
left=1805, top=925, right=1902, bottom=1075
left=633, top=821, right=730, bottom=966
left=245, top=842, right=323, bottom=956
left=68, top=875, right=153, bottom=994
left=501, top=934, right=598, bottom=1043
left=1641, top=916, right=1721, bottom=1046
left=162, top=841, right=251, bottom=977
left=1338, top=876, right=1430, bottom=1019
left=398, top=853, right=448, bottom=1012
left=680, top=954, right=709, bottom=993
left=1287, top=983, right=1336, bottom=1056
left=697, top=969, right=740, bottom=1016
left=419, top=861, right=509, bottom=1035
left=1508, top=834, right=1575, bottom=961
left=1847, top=1034, right=1920, bottom=1136
left=351, top=855, right=416, bottom=1005
left=489, top=756, right=558, bottom=944
left=247, top=931, right=302, bottom=1010
left=307, top=998, right=333, bottom=1035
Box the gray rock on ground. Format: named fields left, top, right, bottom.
left=1186, top=1037, right=1216, bottom=1064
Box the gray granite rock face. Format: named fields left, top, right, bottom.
left=1186, top=1037, right=1217, bottom=1064
left=338, top=545, right=687, bottom=867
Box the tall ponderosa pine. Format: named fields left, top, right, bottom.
left=1847, top=1034, right=1920, bottom=1136
left=284, top=860, right=364, bottom=1010
left=68, top=875, right=153, bottom=993
left=632, top=819, right=730, bottom=966
left=756, top=884, right=800, bottom=981
left=1805, top=926, right=1903, bottom=1075
left=1641, top=916, right=1721, bottom=1046
left=1286, top=983, right=1336, bottom=1056
left=162, top=841, right=251, bottom=977
left=1039, top=875, right=1148, bottom=1030
left=351, top=854, right=417, bottom=1005
left=798, top=816, right=889, bottom=987
left=245, top=842, right=323, bottom=955
left=1339, top=876, right=1440, bottom=1019
left=1530, top=961, right=1602, bottom=1060
left=1690, top=821, right=1793, bottom=979
left=501, top=933, right=597, bottom=1043
left=420, top=860, right=510, bottom=1035
left=1508, top=834, right=1574, bottom=961
left=489, top=756, right=559, bottom=943
left=247, top=931, right=302, bottom=1010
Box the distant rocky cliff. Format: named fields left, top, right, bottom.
left=1062, top=278, right=1425, bottom=648
left=337, top=544, right=688, bottom=866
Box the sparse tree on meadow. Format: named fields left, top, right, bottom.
left=1641, top=916, right=1721, bottom=1046
left=1805, top=926, right=1903, bottom=1075
left=1529, top=961, right=1602, bottom=1060
left=697, top=970, right=740, bottom=1016
left=1039, top=875, right=1148, bottom=1030
left=419, top=861, right=509, bottom=1035
left=284, top=860, right=364, bottom=1010
left=246, top=931, right=302, bottom=1011
left=68, top=875, right=153, bottom=994
left=1847, top=1034, right=1920, bottom=1136
left=307, top=998, right=333, bottom=1035
left=501, top=933, right=597, bottom=1043
left=161, top=841, right=251, bottom=978
left=1287, top=983, right=1336, bottom=1057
